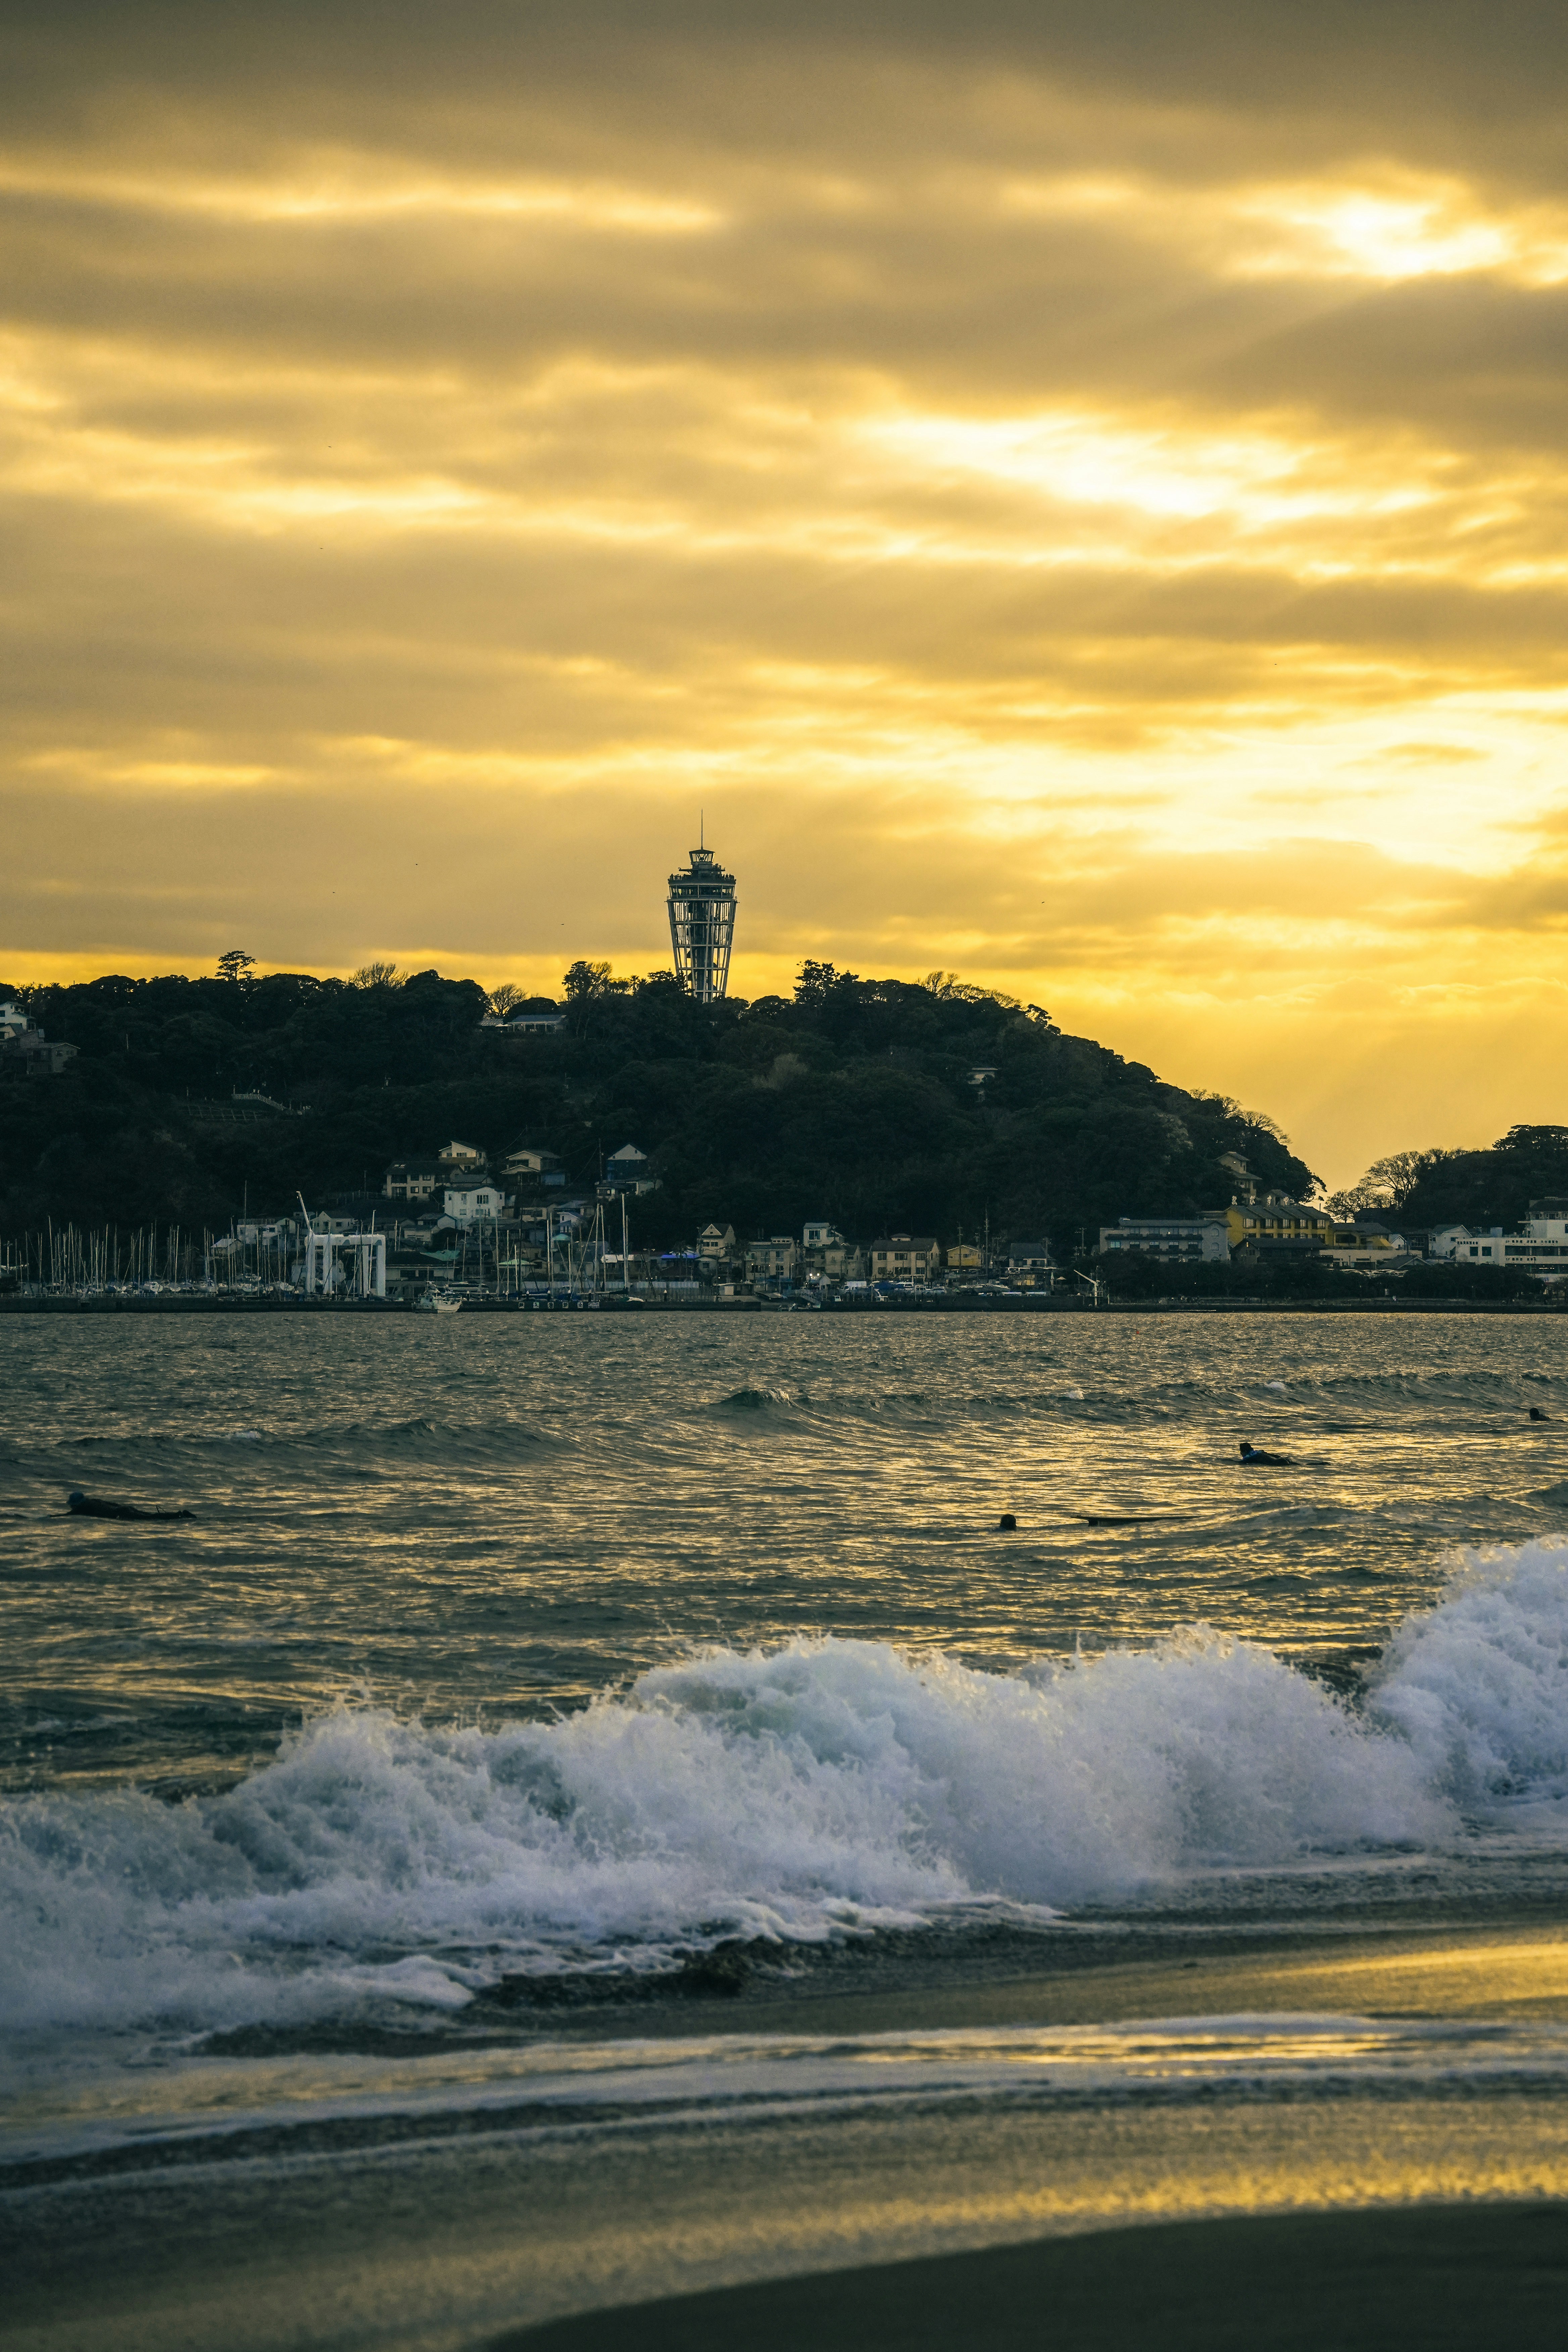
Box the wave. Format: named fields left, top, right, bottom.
left=2, top=1538, right=1564, bottom=2038
left=1367, top=1538, right=1568, bottom=1806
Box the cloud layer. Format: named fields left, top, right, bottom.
left=3, top=4, right=1566, bottom=1182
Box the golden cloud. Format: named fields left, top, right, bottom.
left=3, top=4, right=1567, bottom=1185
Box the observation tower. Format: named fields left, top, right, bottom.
left=667, top=837, right=737, bottom=1003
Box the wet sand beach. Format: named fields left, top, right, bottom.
left=512, top=2205, right=1568, bottom=2352
left=8, top=1921, right=1568, bottom=2351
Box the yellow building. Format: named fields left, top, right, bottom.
left=869, top=1234, right=940, bottom=1282
left=1220, top=1194, right=1336, bottom=1252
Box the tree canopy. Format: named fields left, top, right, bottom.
left=0, top=958, right=1369, bottom=1252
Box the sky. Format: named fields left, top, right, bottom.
left=3, top=2, right=1567, bottom=1188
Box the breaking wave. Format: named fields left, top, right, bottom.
left=2, top=1538, right=1564, bottom=2038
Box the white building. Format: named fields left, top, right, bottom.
left=1430, top=1222, right=1568, bottom=1279
left=444, top=1184, right=504, bottom=1224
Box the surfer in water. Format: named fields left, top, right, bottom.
left=1238, top=1440, right=1293, bottom=1467
left=67, top=1491, right=194, bottom=1522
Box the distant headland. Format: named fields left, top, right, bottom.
left=1, top=961, right=1564, bottom=1309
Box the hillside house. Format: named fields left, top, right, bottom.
left=383, top=1161, right=443, bottom=1202
left=444, top=1184, right=505, bottom=1224
left=1223, top=1194, right=1336, bottom=1256
left=602, top=1144, right=659, bottom=1195
left=503, top=1144, right=565, bottom=1187
left=0, top=1003, right=78, bottom=1078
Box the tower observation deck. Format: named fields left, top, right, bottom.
left=667, top=842, right=737, bottom=1003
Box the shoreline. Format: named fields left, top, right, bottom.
left=504, top=1917, right=1568, bottom=2046
left=1, top=1293, right=1563, bottom=1316
left=7, top=1921, right=1568, bottom=2352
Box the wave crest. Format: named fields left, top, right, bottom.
left=3, top=1539, right=1565, bottom=2037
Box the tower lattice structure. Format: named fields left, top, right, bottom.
left=667, top=843, right=737, bottom=1003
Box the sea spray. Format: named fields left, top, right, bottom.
left=1368, top=1534, right=1568, bottom=1807
left=20, top=1537, right=1568, bottom=2038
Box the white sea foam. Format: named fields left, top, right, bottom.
left=1, top=1540, right=1564, bottom=2037
left=1368, top=1535, right=1568, bottom=1809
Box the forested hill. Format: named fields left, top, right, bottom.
left=3, top=961, right=1321, bottom=1251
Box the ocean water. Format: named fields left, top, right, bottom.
left=3, top=1312, right=1567, bottom=2345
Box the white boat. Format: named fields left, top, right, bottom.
left=418, top=1289, right=463, bottom=1315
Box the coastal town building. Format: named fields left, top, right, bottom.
left=745, top=1236, right=798, bottom=1282
left=1006, top=1239, right=1056, bottom=1285
left=503, top=1144, right=565, bottom=1186
left=869, top=1234, right=940, bottom=1282
left=383, top=1161, right=443, bottom=1202
left=1223, top=1194, right=1337, bottom=1256
left=602, top=1144, right=658, bottom=1195
left=438, top=1140, right=486, bottom=1172
left=1097, top=1217, right=1230, bottom=1262
left=1323, top=1216, right=1415, bottom=1267
left=802, top=1237, right=856, bottom=1280
left=697, top=1222, right=737, bottom=1264
left=443, top=1184, right=505, bottom=1224
left=1217, top=1151, right=1258, bottom=1202
left=798, top=1220, right=855, bottom=1278
left=0, top=1003, right=78, bottom=1078
left=1429, top=1221, right=1568, bottom=1278
left=946, top=1242, right=984, bottom=1271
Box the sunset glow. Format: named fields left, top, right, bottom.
left=3, top=5, right=1566, bottom=1183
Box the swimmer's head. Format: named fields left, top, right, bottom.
left=67, top=1490, right=86, bottom=1506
